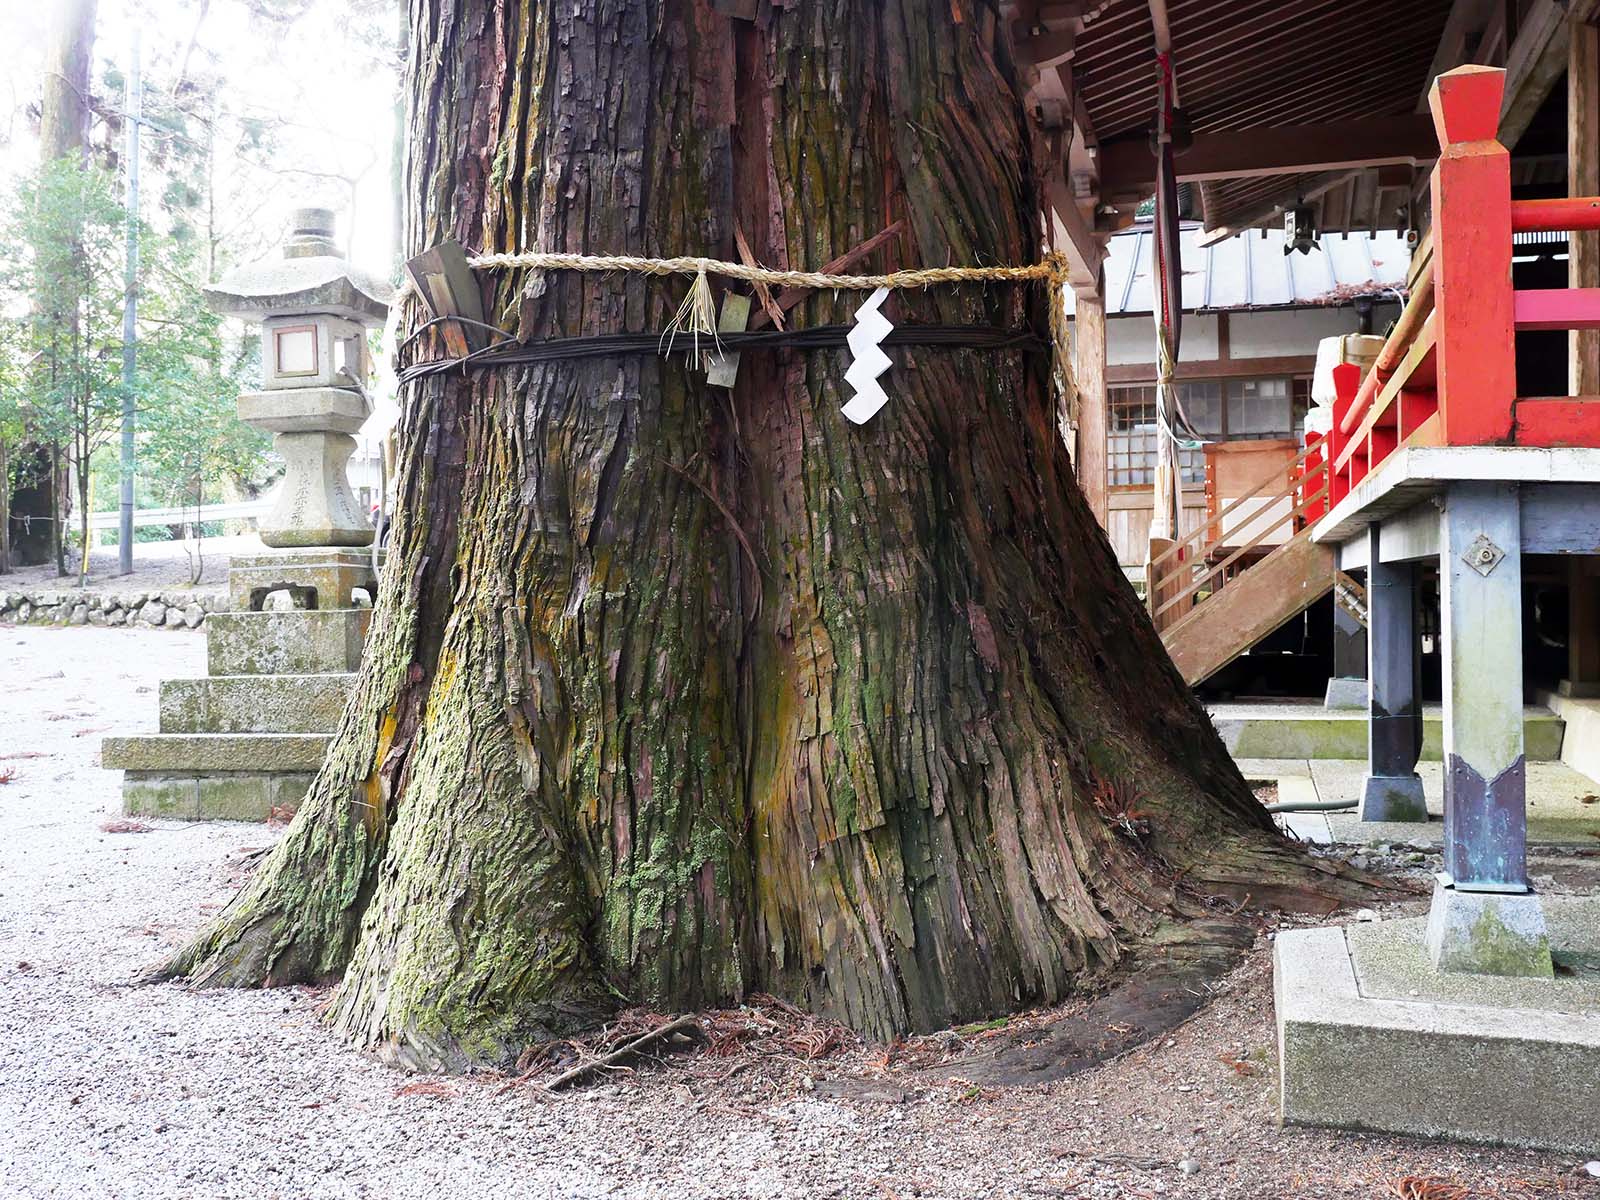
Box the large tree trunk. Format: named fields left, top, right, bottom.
left=166, top=0, right=1358, bottom=1072
left=11, top=0, right=97, bottom=570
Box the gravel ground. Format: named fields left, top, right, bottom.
left=1, top=625, right=1596, bottom=1200
left=4, top=534, right=272, bottom=592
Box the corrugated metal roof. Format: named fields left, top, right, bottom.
left=1103, top=221, right=1411, bottom=315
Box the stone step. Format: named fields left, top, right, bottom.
left=159, top=673, right=356, bottom=734
left=207, top=609, right=369, bottom=676
left=121, top=770, right=315, bottom=822
left=103, top=732, right=331, bottom=774
left=1210, top=703, right=1565, bottom=762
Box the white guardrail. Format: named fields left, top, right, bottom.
left=85, top=499, right=270, bottom=531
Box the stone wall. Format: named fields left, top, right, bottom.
left=0, top=589, right=225, bottom=630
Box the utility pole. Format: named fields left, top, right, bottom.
left=118, top=29, right=140, bottom=576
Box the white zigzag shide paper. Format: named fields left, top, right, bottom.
left=841, top=286, right=893, bottom=424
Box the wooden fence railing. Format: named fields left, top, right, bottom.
left=1147, top=447, right=1329, bottom=630
left=1325, top=64, right=1600, bottom=510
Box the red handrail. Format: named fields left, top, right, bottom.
left=1511, top=197, right=1600, bottom=233
left=1337, top=264, right=1433, bottom=439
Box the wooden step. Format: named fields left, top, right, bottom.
left=1161, top=534, right=1336, bottom=686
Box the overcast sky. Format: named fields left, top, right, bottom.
left=0, top=0, right=401, bottom=278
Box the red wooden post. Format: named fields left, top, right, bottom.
left=1302, top=432, right=1324, bottom=524
left=1329, top=363, right=1359, bottom=507
left=1428, top=66, right=1516, bottom=446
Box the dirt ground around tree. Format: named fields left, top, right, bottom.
left=1, top=624, right=1596, bottom=1200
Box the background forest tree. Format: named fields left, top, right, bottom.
left=0, top=158, right=268, bottom=583
left=0, top=0, right=402, bottom=577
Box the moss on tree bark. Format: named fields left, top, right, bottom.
left=164, top=0, right=1365, bottom=1072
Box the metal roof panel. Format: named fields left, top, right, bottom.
left=1101, top=222, right=1412, bottom=315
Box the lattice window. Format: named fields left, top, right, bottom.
left=1107, top=375, right=1312, bottom=488
left=1108, top=385, right=1205, bottom=487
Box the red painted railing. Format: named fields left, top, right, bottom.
left=1321, top=65, right=1600, bottom=514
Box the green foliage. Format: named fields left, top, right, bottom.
left=130, top=238, right=271, bottom=507
left=0, top=313, right=26, bottom=468
left=4, top=158, right=129, bottom=464
left=1, top=155, right=272, bottom=556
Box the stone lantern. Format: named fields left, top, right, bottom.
left=102, top=210, right=393, bottom=822
left=205, top=207, right=392, bottom=549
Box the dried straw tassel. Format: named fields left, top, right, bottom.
left=661, top=267, right=721, bottom=369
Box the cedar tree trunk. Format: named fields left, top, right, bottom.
left=10, top=0, right=96, bottom=570
left=165, top=0, right=1353, bottom=1072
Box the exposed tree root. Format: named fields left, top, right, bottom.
left=921, top=920, right=1255, bottom=1088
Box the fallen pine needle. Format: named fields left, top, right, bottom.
left=395, top=1080, right=455, bottom=1099
left=545, top=1015, right=704, bottom=1091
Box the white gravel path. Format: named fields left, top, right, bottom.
left=0, top=626, right=1586, bottom=1200
left=6, top=534, right=271, bottom=593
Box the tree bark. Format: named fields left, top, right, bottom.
left=11, top=0, right=97, bottom=570
left=166, top=0, right=1362, bottom=1072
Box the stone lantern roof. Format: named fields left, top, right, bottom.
left=204, top=207, right=393, bottom=327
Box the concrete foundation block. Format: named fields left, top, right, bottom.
left=1323, top=676, right=1368, bottom=709
left=1424, top=877, right=1553, bottom=978
left=121, top=774, right=201, bottom=820
left=1211, top=707, right=1565, bottom=763
left=1359, top=772, right=1428, bottom=822
left=159, top=673, right=356, bottom=734
left=1275, top=909, right=1600, bottom=1154
left=207, top=609, right=369, bottom=676
left=102, top=733, right=331, bottom=774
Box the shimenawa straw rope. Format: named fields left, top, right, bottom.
left=396, top=247, right=1077, bottom=407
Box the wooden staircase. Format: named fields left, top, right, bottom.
left=1148, top=442, right=1335, bottom=686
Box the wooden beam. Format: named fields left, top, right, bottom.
left=1073, top=288, right=1109, bottom=526
left=1045, top=171, right=1106, bottom=294
left=1498, top=0, right=1600, bottom=149
left=1101, top=117, right=1439, bottom=198
left=1195, top=170, right=1359, bottom=246
left=1106, top=354, right=1319, bottom=385
left=1417, top=0, right=1499, bottom=112
left=1513, top=287, right=1600, bottom=330
left=1571, top=19, right=1600, bottom=395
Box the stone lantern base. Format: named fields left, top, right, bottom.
left=102, top=546, right=381, bottom=821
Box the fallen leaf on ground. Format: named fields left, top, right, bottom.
left=100, top=819, right=153, bottom=833
left=395, top=1080, right=455, bottom=1099
left=0, top=767, right=15, bottom=784
left=1391, top=1177, right=1471, bottom=1200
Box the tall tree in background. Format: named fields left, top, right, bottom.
left=167, top=0, right=1359, bottom=1071
left=8, top=0, right=96, bottom=572
left=11, top=161, right=127, bottom=586
left=0, top=317, right=25, bottom=575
